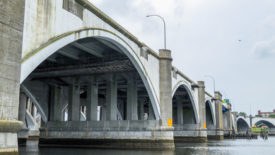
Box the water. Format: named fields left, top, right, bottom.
left=19, top=137, right=275, bottom=155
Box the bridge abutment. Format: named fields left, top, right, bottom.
left=0, top=0, right=25, bottom=154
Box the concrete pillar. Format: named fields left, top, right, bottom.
left=86, top=77, right=98, bottom=121
left=198, top=81, right=206, bottom=129
left=68, top=78, right=80, bottom=121
left=126, top=73, right=138, bottom=120
left=226, top=103, right=233, bottom=131
left=138, top=99, right=145, bottom=120
left=19, top=90, right=27, bottom=127
left=159, top=49, right=173, bottom=127
left=176, top=97, right=183, bottom=124
left=106, top=75, right=117, bottom=120
left=0, top=0, right=25, bottom=153
left=214, top=91, right=224, bottom=139
left=50, top=86, right=63, bottom=121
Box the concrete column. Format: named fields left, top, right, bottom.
left=68, top=78, right=80, bottom=121
left=226, top=103, right=233, bottom=131
left=138, top=99, right=145, bottom=120
left=86, top=77, right=98, bottom=121
left=148, top=103, right=155, bottom=120
left=106, top=75, right=117, bottom=120
left=198, top=81, right=206, bottom=129
left=214, top=91, right=224, bottom=139
left=176, top=97, right=183, bottom=124
left=19, top=90, right=27, bottom=126
left=49, top=86, right=63, bottom=121
left=0, top=0, right=25, bottom=152
left=159, top=49, right=173, bottom=127
left=126, top=73, right=138, bottom=120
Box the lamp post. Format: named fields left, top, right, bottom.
left=204, top=75, right=215, bottom=95
left=146, top=14, right=167, bottom=49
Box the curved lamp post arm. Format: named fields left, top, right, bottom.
left=204, top=75, right=216, bottom=95
left=146, top=14, right=166, bottom=49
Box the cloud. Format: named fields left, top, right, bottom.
left=254, top=38, right=275, bottom=59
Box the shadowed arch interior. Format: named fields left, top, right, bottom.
left=172, top=85, right=198, bottom=125
left=21, top=36, right=156, bottom=123
left=205, top=100, right=214, bottom=127
left=255, top=120, right=275, bottom=128
left=237, top=118, right=250, bottom=132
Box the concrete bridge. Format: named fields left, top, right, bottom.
left=0, top=0, right=235, bottom=153
left=236, top=116, right=275, bottom=135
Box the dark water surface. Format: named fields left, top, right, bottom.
left=19, top=137, right=275, bottom=155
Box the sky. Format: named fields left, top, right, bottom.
left=89, top=0, right=275, bottom=115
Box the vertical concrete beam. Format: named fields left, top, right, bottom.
left=198, top=81, right=206, bottom=129
left=126, top=73, right=138, bottom=120
left=176, top=97, right=183, bottom=124
left=86, top=77, right=98, bottom=121
left=68, top=78, right=80, bottom=121
left=138, top=99, right=145, bottom=120
left=0, top=0, right=25, bottom=152
left=214, top=91, right=224, bottom=139
left=106, top=75, right=117, bottom=120
left=159, top=49, right=173, bottom=126
left=19, top=90, right=27, bottom=127
left=226, top=103, right=233, bottom=131
left=50, top=86, right=63, bottom=121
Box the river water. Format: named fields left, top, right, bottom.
left=19, top=137, right=275, bottom=155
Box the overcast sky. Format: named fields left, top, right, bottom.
left=90, top=0, right=275, bottom=115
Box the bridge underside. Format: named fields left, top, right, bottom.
left=172, top=86, right=207, bottom=142
left=19, top=37, right=174, bottom=149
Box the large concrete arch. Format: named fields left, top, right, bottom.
left=236, top=117, right=250, bottom=132
left=206, top=100, right=216, bottom=126
left=20, top=28, right=160, bottom=120
left=254, top=120, right=275, bottom=128
left=172, top=82, right=199, bottom=124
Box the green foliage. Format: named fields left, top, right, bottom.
left=268, top=114, right=275, bottom=118
left=255, top=115, right=262, bottom=117
left=239, top=112, right=247, bottom=116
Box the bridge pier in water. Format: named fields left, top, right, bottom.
left=207, top=92, right=224, bottom=140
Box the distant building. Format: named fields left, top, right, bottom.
left=258, top=110, right=275, bottom=118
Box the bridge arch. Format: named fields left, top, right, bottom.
left=236, top=117, right=250, bottom=132
left=20, top=28, right=160, bottom=119
left=172, top=83, right=199, bottom=124
left=205, top=100, right=216, bottom=127
left=254, top=120, right=275, bottom=128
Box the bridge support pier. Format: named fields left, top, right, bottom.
left=0, top=0, right=25, bottom=154
left=224, top=103, right=233, bottom=137
left=208, top=92, right=224, bottom=140
left=68, top=78, right=81, bottom=121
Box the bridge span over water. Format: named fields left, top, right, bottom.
left=237, top=116, right=275, bottom=134
left=0, top=0, right=236, bottom=153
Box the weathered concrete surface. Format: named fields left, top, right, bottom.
left=39, top=120, right=174, bottom=149
left=0, top=0, right=25, bottom=153
left=211, top=92, right=224, bottom=140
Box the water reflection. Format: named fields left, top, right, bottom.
left=19, top=137, right=275, bottom=155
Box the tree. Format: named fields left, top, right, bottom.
left=269, top=114, right=275, bottom=118
left=239, top=112, right=247, bottom=117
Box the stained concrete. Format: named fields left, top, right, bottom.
left=0, top=0, right=25, bottom=153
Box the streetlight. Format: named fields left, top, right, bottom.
left=146, top=14, right=167, bottom=49
left=204, top=75, right=215, bottom=95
